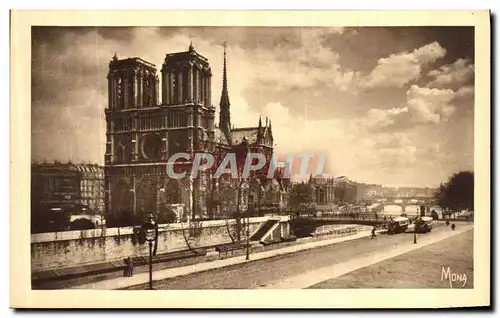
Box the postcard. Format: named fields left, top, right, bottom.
left=10, top=10, right=490, bottom=308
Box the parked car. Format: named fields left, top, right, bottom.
left=457, top=210, right=474, bottom=221
left=387, top=217, right=410, bottom=234
left=415, top=216, right=434, bottom=233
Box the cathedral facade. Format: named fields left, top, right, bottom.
left=104, top=44, right=278, bottom=225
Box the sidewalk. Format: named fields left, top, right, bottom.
left=70, top=229, right=381, bottom=290
left=264, top=224, right=474, bottom=289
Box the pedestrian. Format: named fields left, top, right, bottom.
left=123, top=257, right=134, bottom=277
left=127, top=257, right=134, bottom=277
left=371, top=226, right=376, bottom=239
left=128, top=257, right=134, bottom=277
left=451, top=223, right=456, bottom=231
left=123, top=258, right=130, bottom=277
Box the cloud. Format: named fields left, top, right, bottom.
left=455, top=85, right=474, bottom=99
left=247, top=30, right=356, bottom=92
left=426, top=58, right=474, bottom=89
left=354, top=83, right=471, bottom=133
left=363, top=41, right=447, bottom=88
left=301, top=27, right=345, bottom=40
left=235, top=100, right=423, bottom=184
left=361, top=107, right=409, bottom=129
left=406, top=85, right=456, bottom=124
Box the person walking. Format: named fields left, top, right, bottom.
left=127, top=257, right=134, bottom=277
left=451, top=223, right=456, bottom=231
left=371, top=226, right=377, bottom=239
left=123, top=258, right=130, bottom=277
left=123, top=257, right=134, bottom=277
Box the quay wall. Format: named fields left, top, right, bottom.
left=31, top=216, right=290, bottom=272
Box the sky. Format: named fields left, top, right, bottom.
left=31, top=26, right=474, bottom=187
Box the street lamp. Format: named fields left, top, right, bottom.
left=414, top=206, right=418, bottom=244
left=245, top=182, right=253, bottom=261
left=237, top=137, right=251, bottom=261
left=142, top=214, right=158, bottom=290
left=245, top=213, right=251, bottom=260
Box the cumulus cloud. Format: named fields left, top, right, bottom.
left=455, top=85, right=474, bottom=99
left=249, top=30, right=356, bottom=91
left=363, top=41, right=447, bottom=88
left=426, top=58, right=474, bottom=89
left=233, top=100, right=424, bottom=183
left=406, top=85, right=456, bottom=124
left=361, top=107, right=409, bottom=129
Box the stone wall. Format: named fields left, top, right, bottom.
left=31, top=216, right=290, bottom=273
left=313, top=224, right=361, bottom=236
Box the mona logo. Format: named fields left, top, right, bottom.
left=441, top=266, right=467, bottom=288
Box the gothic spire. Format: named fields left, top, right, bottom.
left=219, top=42, right=231, bottom=137
left=189, top=41, right=194, bottom=52
left=258, top=115, right=262, bottom=128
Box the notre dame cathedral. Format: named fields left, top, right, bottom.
left=104, top=43, right=286, bottom=225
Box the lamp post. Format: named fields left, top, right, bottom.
left=237, top=137, right=251, bottom=261
left=245, top=211, right=251, bottom=260
left=414, top=207, right=418, bottom=244
left=245, top=182, right=253, bottom=261
left=142, top=214, right=158, bottom=290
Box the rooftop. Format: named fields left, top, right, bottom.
left=109, top=56, right=157, bottom=71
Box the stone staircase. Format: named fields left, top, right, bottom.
left=250, top=219, right=280, bottom=242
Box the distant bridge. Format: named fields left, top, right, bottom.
left=364, top=196, right=434, bottom=206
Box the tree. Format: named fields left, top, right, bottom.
left=31, top=205, right=71, bottom=233
left=433, top=171, right=474, bottom=214
left=156, top=205, right=177, bottom=224
left=288, top=182, right=315, bottom=215
left=107, top=208, right=142, bottom=227
left=206, top=142, right=230, bottom=219
left=434, top=182, right=449, bottom=217
left=69, top=218, right=96, bottom=230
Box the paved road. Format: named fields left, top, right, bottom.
left=125, top=222, right=463, bottom=290
left=309, top=230, right=474, bottom=289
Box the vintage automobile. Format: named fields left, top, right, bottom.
left=415, top=216, right=434, bottom=233
left=387, top=216, right=410, bottom=234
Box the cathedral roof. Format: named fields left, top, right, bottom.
left=109, top=56, right=157, bottom=72
left=164, top=44, right=210, bottom=68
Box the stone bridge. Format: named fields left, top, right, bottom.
left=365, top=197, right=435, bottom=214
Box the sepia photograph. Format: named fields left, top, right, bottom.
left=10, top=10, right=490, bottom=308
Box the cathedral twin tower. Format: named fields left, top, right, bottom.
left=103, top=43, right=273, bottom=221
left=108, top=42, right=214, bottom=110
